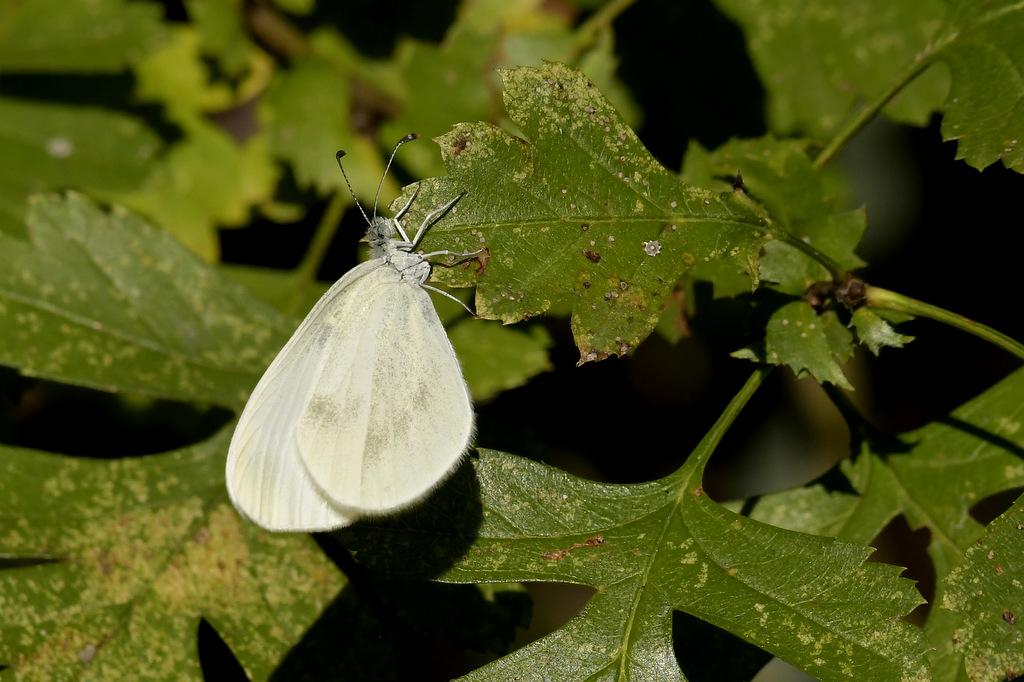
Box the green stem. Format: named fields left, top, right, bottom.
left=673, top=366, right=772, bottom=487
left=812, top=54, right=937, bottom=171
left=775, top=231, right=848, bottom=281
left=298, top=192, right=348, bottom=281
left=572, top=0, right=638, bottom=53
left=285, top=192, right=349, bottom=316
left=866, top=286, right=1024, bottom=362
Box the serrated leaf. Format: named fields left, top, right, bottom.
left=712, top=0, right=949, bottom=137
left=0, top=0, right=167, bottom=72
left=260, top=56, right=364, bottom=196
left=339, top=370, right=930, bottom=680
left=682, top=136, right=866, bottom=295
left=941, top=494, right=1024, bottom=681
left=376, top=0, right=643, bottom=182
left=0, top=193, right=291, bottom=408
left=185, top=0, right=257, bottom=78
left=0, top=98, right=161, bottom=237
left=110, top=123, right=280, bottom=261
left=851, top=307, right=914, bottom=355
left=400, top=62, right=768, bottom=362
left=133, top=26, right=239, bottom=120
left=933, top=0, right=1024, bottom=172
left=738, top=300, right=855, bottom=388
left=829, top=366, right=1024, bottom=677
left=0, top=431, right=344, bottom=680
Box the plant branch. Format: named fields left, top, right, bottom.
left=866, top=286, right=1024, bottom=362
left=813, top=55, right=938, bottom=171
left=572, top=0, right=639, bottom=54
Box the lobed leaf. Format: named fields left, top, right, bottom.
left=0, top=193, right=291, bottom=409
left=711, top=0, right=950, bottom=137
left=340, top=371, right=931, bottom=680
left=940, top=494, right=1024, bottom=681
left=932, top=0, right=1024, bottom=172
left=402, top=61, right=769, bottom=363
left=0, top=431, right=344, bottom=680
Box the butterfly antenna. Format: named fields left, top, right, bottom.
left=335, top=150, right=371, bottom=225
left=374, top=133, right=418, bottom=218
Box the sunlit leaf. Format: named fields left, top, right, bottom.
left=403, top=62, right=768, bottom=362
left=0, top=431, right=344, bottom=680
left=0, top=193, right=289, bottom=408
left=340, top=370, right=930, bottom=680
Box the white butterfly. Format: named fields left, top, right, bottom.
left=226, top=134, right=476, bottom=532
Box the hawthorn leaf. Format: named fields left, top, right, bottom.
left=734, top=300, right=855, bottom=388
left=932, top=0, right=1024, bottom=172
left=401, top=61, right=769, bottom=362
left=940, top=494, right=1024, bottom=681
left=0, top=193, right=291, bottom=409
left=340, top=370, right=931, bottom=680
left=378, top=1, right=642, bottom=180
left=447, top=320, right=553, bottom=403
left=820, top=365, right=1024, bottom=678
left=0, top=0, right=167, bottom=72
left=0, top=431, right=345, bottom=680
left=712, top=0, right=950, bottom=137
left=682, top=136, right=866, bottom=296
left=185, top=0, right=258, bottom=77
left=0, top=98, right=160, bottom=238
left=260, top=56, right=386, bottom=198
left=851, top=307, right=914, bottom=355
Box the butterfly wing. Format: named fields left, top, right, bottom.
left=225, top=260, right=383, bottom=531
left=296, top=265, right=474, bottom=513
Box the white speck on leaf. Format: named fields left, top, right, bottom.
left=47, top=137, right=74, bottom=158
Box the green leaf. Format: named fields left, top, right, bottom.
left=0, top=98, right=161, bottom=237
left=682, top=136, right=866, bottom=295
left=851, top=307, right=914, bottom=355
left=340, top=370, right=930, bottom=680
left=940, top=494, right=1024, bottom=681
left=260, top=56, right=372, bottom=196
left=833, top=366, right=1024, bottom=676
left=448, top=320, right=553, bottom=403
left=933, top=0, right=1024, bottom=172
left=376, top=2, right=642, bottom=180
left=734, top=300, right=855, bottom=388
left=0, top=431, right=345, bottom=680
left=0, top=0, right=167, bottom=72
left=133, top=25, right=242, bottom=121
left=401, top=62, right=768, bottom=362
left=711, top=0, right=950, bottom=137
left=0, top=193, right=291, bottom=408
left=110, top=123, right=280, bottom=261
left=745, top=485, right=859, bottom=538
left=185, top=0, right=258, bottom=78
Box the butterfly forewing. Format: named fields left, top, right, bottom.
left=296, top=263, right=473, bottom=512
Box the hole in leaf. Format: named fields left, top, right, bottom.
left=0, top=368, right=232, bottom=457
left=521, top=582, right=595, bottom=640
left=673, top=610, right=772, bottom=680
left=970, top=487, right=1024, bottom=526
left=869, top=514, right=933, bottom=624
left=197, top=618, right=246, bottom=682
